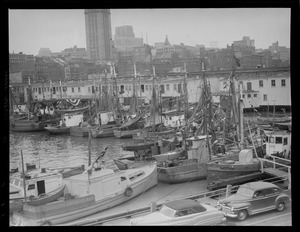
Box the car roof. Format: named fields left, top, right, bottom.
left=164, top=199, right=205, bottom=211
left=241, top=181, right=278, bottom=190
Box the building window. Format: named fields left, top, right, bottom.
left=96, top=86, right=98, bottom=92
left=145, top=85, right=148, bottom=91
left=78, top=87, right=81, bottom=92
left=174, top=84, right=177, bottom=91
left=125, top=86, right=128, bottom=91
left=281, top=79, right=286, bottom=87
left=129, top=85, right=131, bottom=91
left=47, top=87, right=49, bottom=92
left=247, top=82, right=252, bottom=91
left=263, top=94, right=267, bottom=101
left=259, top=80, right=263, bottom=87
left=247, top=94, right=251, bottom=98
left=242, top=94, right=245, bottom=98
left=88, top=87, right=91, bottom=92
left=166, top=84, right=170, bottom=91
left=72, top=87, right=74, bottom=93
left=254, top=94, right=257, bottom=97
left=38, top=88, right=41, bottom=94
left=284, top=137, right=288, bottom=145
left=271, top=79, right=276, bottom=87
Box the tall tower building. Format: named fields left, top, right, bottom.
left=84, top=9, right=113, bottom=62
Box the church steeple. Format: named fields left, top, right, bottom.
left=164, top=35, right=171, bottom=46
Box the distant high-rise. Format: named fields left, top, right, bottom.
left=113, top=25, right=143, bottom=51
left=84, top=9, right=113, bottom=62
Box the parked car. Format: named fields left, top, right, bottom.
left=218, top=181, right=291, bottom=221
left=130, top=199, right=226, bottom=225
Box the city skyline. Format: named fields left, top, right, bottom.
left=9, top=8, right=291, bottom=55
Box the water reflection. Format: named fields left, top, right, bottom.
left=9, top=131, right=134, bottom=170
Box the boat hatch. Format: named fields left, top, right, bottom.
left=121, top=176, right=127, bottom=181
left=129, top=171, right=145, bottom=181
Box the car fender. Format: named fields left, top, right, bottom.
left=275, top=194, right=290, bottom=206
left=228, top=202, right=251, bottom=213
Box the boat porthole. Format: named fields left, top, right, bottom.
left=124, top=187, right=133, bottom=197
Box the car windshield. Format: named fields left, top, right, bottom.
left=237, top=187, right=254, bottom=197
left=159, top=205, right=176, bottom=218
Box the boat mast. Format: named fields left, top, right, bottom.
left=20, top=150, right=27, bottom=203
left=113, top=64, right=121, bottom=118
left=152, top=65, right=156, bottom=133
left=133, top=62, right=137, bottom=114
left=27, top=76, right=32, bottom=112
left=230, top=44, right=240, bottom=145
left=183, top=63, right=189, bottom=126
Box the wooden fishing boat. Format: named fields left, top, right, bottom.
left=12, top=163, right=158, bottom=226
left=206, top=149, right=261, bottom=190
left=54, top=106, right=90, bottom=115
left=90, top=124, right=119, bottom=138
left=44, top=126, right=71, bottom=134
left=156, top=136, right=240, bottom=184
left=10, top=185, right=66, bottom=213
left=113, top=114, right=144, bottom=139
left=10, top=119, right=48, bottom=132
left=122, top=141, right=156, bottom=152
left=70, top=125, right=98, bottom=137
left=10, top=168, right=64, bottom=213
left=113, top=157, right=153, bottom=170
left=153, top=150, right=182, bottom=162
left=114, top=128, right=143, bottom=139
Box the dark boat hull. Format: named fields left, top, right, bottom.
left=206, top=161, right=261, bottom=185
left=157, top=161, right=207, bottom=184
left=10, top=120, right=47, bottom=132
left=122, top=142, right=156, bottom=151
left=45, top=126, right=71, bottom=134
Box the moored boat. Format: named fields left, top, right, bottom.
left=44, top=126, right=71, bottom=134
left=10, top=168, right=64, bottom=213
left=12, top=163, right=158, bottom=226
left=206, top=149, right=261, bottom=190
left=90, top=124, right=119, bottom=138
left=10, top=119, right=49, bottom=132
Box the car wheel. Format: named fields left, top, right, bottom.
left=237, top=210, right=248, bottom=221
left=276, top=202, right=285, bottom=212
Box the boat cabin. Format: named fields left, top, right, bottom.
left=162, top=110, right=186, bottom=128
left=264, top=130, right=291, bottom=158
left=186, top=135, right=211, bottom=162
left=10, top=169, right=63, bottom=199
left=61, top=113, right=83, bottom=127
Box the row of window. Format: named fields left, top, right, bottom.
left=259, top=79, right=286, bottom=87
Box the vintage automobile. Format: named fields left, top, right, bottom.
left=130, top=199, right=226, bottom=225
left=218, top=181, right=291, bottom=221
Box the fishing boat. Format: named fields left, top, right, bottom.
left=113, top=114, right=144, bottom=139
left=70, top=123, right=97, bottom=137
left=122, top=141, right=156, bottom=152
left=10, top=167, right=65, bottom=213
left=44, top=126, right=70, bottom=134
left=90, top=125, right=117, bottom=138
left=44, top=113, right=84, bottom=135
left=206, top=149, right=261, bottom=190
left=12, top=162, right=158, bottom=226
left=10, top=119, right=49, bottom=132
left=153, top=150, right=183, bottom=162
left=113, top=157, right=153, bottom=170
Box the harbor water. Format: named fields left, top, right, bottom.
left=9, top=131, right=134, bottom=171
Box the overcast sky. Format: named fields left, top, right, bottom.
left=9, top=8, right=290, bottom=55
